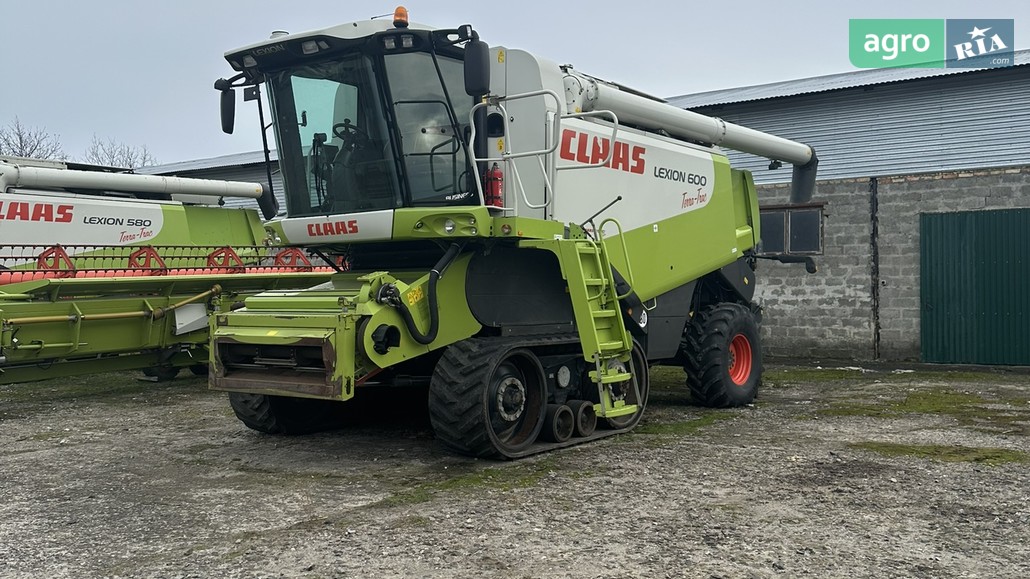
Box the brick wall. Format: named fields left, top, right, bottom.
left=752, top=165, right=1030, bottom=361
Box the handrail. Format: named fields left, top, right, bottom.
left=466, top=91, right=622, bottom=215
left=467, top=90, right=563, bottom=211
left=597, top=217, right=635, bottom=300
left=468, top=90, right=564, bottom=162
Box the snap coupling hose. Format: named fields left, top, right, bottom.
left=376, top=244, right=462, bottom=345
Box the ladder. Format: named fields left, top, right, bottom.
left=557, top=235, right=638, bottom=419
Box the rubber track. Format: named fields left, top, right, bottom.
left=228, top=392, right=284, bottom=434
left=429, top=335, right=645, bottom=460
left=682, top=303, right=759, bottom=408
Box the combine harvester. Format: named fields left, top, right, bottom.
left=0, top=157, right=332, bottom=383
left=204, top=7, right=820, bottom=458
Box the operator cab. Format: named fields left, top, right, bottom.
left=218, top=14, right=484, bottom=219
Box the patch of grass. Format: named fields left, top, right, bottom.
left=389, top=515, right=431, bottom=529
left=18, top=430, right=66, bottom=442
left=850, top=441, right=1027, bottom=466
left=763, top=367, right=1010, bottom=389
left=764, top=367, right=868, bottom=385
left=1, top=372, right=201, bottom=409
left=819, top=388, right=1030, bottom=435
left=375, top=487, right=433, bottom=508
left=896, top=390, right=986, bottom=412
left=712, top=502, right=746, bottom=513
left=231, top=462, right=361, bottom=482
left=881, top=370, right=1010, bottom=383
left=372, top=457, right=565, bottom=509
left=648, top=366, right=684, bottom=392
left=635, top=411, right=735, bottom=436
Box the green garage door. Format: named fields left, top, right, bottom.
left=921, top=209, right=1030, bottom=365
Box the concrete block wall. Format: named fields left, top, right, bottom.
left=752, top=178, right=874, bottom=359
left=752, top=165, right=1030, bottom=361
left=877, top=166, right=1030, bottom=359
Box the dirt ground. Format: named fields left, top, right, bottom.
left=1, top=363, right=1028, bottom=579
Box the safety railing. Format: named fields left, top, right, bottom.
left=596, top=218, right=637, bottom=300
left=468, top=90, right=621, bottom=218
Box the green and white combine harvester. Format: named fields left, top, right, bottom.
left=0, top=156, right=331, bottom=383
left=207, top=7, right=819, bottom=458
left=2, top=7, right=819, bottom=459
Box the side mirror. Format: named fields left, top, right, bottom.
left=219, top=88, right=236, bottom=135
left=464, top=37, right=490, bottom=97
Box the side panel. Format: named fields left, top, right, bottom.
left=488, top=48, right=564, bottom=219
left=0, top=191, right=268, bottom=267
left=552, top=118, right=718, bottom=232
left=465, top=245, right=575, bottom=331
left=638, top=280, right=696, bottom=361
left=0, top=191, right=168, bottom=248
left=278, top=209, right=395, bottom=244
left=552, top=119, right=749, bottom=300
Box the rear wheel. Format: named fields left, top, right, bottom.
left=683, top=303, right=762, bottom=407
left=228, top=393, right=343, bottom=435
left=428, top=339, right=547, bottom=459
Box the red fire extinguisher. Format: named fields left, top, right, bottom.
left=484, top=163, right=503, bottom=208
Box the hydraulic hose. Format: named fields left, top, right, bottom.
left=380, top=243, right=462, bottom=345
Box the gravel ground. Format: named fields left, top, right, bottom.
left=1, top=364, right=1028, bottom=578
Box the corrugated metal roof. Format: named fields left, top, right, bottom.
left=667, top=49, right=1030, bottom=108
left=696, top=64, right=1030, bottom=183
left=137, top=149, right=278, bottom=175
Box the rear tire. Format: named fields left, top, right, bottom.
left=228, top=393, right=342, bottom=435
left=683, top=303, right=762, bottom=407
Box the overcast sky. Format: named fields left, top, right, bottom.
left=4, top=0, right=1027, bottom=165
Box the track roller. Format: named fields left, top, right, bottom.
left=541, top=404, right=574, bottom=443
left=567, top=399, right=597, bottom=437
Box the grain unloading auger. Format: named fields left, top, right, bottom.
left=210, top=7, right=819, bottom=458
left=0, top=157, right=332, bottom=384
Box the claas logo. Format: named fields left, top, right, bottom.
left=308, top=219, right=359, bottom=237
left=0, top=201, right=73, bottom=222
left=560, top=130, right=645, bottom=174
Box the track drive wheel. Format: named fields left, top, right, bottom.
left=428, top=339, right=547, bottom=459
left=602, top=341, right=650, bottom=430
left=228, top=393, right=343, bottom=435
left=683, top=303, right=762, bottom=407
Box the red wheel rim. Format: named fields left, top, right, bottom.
left=728, top=334, right=753, bottom=386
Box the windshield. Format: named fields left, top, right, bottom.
left=268, top=55, right=400, bottom=217
left=267, top=50, right=475, bottom=218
